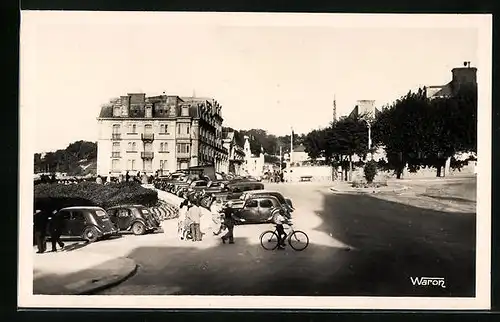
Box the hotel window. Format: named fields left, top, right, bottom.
left=160, top=124, right=168, bottom=134
left=129, top=123, right=137, bottom=133
left=112, top=142, right=120, bottom=152
left=112, top=124, right=121, bottom=134
left=111, top=159, right=120, bottom=171
left=144, top=124, right=153, bottom=134
left=144, top=159, right=153, bottom=171
left=127, top=159, right=136, bottom=170
left=127, top=142, right=132, bottom=151
left=132, top=142, right=137, bottom=151
left=160, top=142, right=168, bottom=152
left=186, top=124, right=190, bottom=134
left=177, top=124, right=181, bottom=134
left=160, top=160, right=168, bottom=169
left=177, top=143, right=190, bottom=154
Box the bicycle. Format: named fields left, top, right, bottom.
left=259, top=222, right=309, bottom=251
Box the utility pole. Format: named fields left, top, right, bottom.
left=333, top=94, right=337, bottom=123
left=279, top=145, right=283, bottom=172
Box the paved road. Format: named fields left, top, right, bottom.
left=90, top=181, right=475, bottom=297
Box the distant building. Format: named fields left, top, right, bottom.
left=291, top=144, right=309, bottom=165
left=96, top=93, right=228, bottom=176
left=221, top=131, right=246, bottom=175
left=348, top=100, right=381, bottom=119
left=242, top=136, right=265, bottom=177
left=425, top=65, right=477, bottom=99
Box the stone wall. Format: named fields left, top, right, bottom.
left=287, top=166, right=333, bottom=182
left=348, top=161, right=476, bottom=182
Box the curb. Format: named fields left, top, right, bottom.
left=330, top=185, right=409, bottom=194
left=77, top=259, right=138, bottom=295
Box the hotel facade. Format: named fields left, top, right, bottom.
left=96, top=93, right=229, bottom=176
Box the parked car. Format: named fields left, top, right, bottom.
left=227, top=196, right=284, bottom=224
left=237, top=190, right=294, bottom=213
left=216, top=181, right=265, bottom=203
left=106, top=204, right=162, bottom=235
left=49, top=206, right=120, bottom=243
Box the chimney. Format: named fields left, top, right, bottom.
left=452, top=66, right=477, bottom=86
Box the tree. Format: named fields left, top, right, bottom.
left=372, top=86, right=477, bottom=178
left=371, top=89, right=433, bottom=178
left=303, top=129, right=327, bottom=159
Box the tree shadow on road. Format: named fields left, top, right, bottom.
left=312, top=191, right=476, bottom=297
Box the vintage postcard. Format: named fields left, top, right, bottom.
left=19, top=12, right=492, bottom=310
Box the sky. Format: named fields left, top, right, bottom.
left=20, top=12, right=480, bottom=153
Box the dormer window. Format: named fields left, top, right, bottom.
left=181, top=105, right=189, bottom=117
left=145, top=106, right=152, bottom=118
left=113, top=106, right=121, bottom=117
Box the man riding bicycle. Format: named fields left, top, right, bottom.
left=271, top=206, right=292, bottom=250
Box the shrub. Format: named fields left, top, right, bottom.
left=34, top=181, right=158, bottom=211
left=363, top=160, right=378, bottom=183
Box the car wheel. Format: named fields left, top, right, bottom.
left=132, top=222, right=146, bottom=235
left=82, top=227, right=99, bottom=243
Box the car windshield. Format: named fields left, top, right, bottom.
left=140, top=208, right=150, bottom=215
left=94, top=210, right=108, bottom=217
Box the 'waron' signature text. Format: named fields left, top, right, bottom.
left=410, top=277, right=446, bottom=288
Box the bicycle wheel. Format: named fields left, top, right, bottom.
left=288, top=230, right=309, bottom=251
left=260, top=230, right=279, bottom=250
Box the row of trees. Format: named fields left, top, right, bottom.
left=301, top=85, right=477, bottom=178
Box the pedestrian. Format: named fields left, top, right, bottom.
left=96, top=175, right=103, bottom=184
left=186, top=199, right=202, bottom=242
left=221, top=204, right=235, bottom=244
left=210, top=197, right=223, bottom=236
left=178, top=196, right=189, bottom=240
left=125, top=171, right=130, bottom=182
left=48, top=210, right=65, bottom=251
left=34, top=209, right=49, bottom=253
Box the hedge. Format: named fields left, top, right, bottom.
left=34, top=181, right=158, bottom=211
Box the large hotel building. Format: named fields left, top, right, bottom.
left=96, top=93, right=229, bottom=176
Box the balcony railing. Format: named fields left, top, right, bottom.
left=176, top=152, right=191, bottom=159
left=141, top=151, right=154, bottom=159
left=112, top=133, right=121, bottom=140
left=111, top=152, right=121, bottom=158
left=141, top=133, right=155, bottom=141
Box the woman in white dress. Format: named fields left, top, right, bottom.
left=177, top=196, right=189, bottom=240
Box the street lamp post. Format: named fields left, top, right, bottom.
left=364, top=119, right=372, bottom=161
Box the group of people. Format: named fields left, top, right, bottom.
left=33, top=209, right=65, bottom=254
left=95, top=171, right=157, bottom=185
left=264, top=170, right=284, bottom=183
left=176, top=192, right=235, bottom=244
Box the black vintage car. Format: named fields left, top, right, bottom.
left=214, top=181, right=265, bottom=204
left=228, top=195, right=284, bottom=224
left=49, top=206, right=120, bottom=243
left=106, top=205, right=162, bottom=235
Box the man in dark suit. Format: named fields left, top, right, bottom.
left=34, top=209, right=49, bottom=253
left=48, top=210, right=65, bottom=252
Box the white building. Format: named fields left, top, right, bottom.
left=96, top=93, right=228, bottom=177
left=221, top=131, right=246, bottom=175
left=242, top=136, right=265, bottom=177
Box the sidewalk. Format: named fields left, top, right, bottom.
left=33, top=248, right=137, bottom=295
